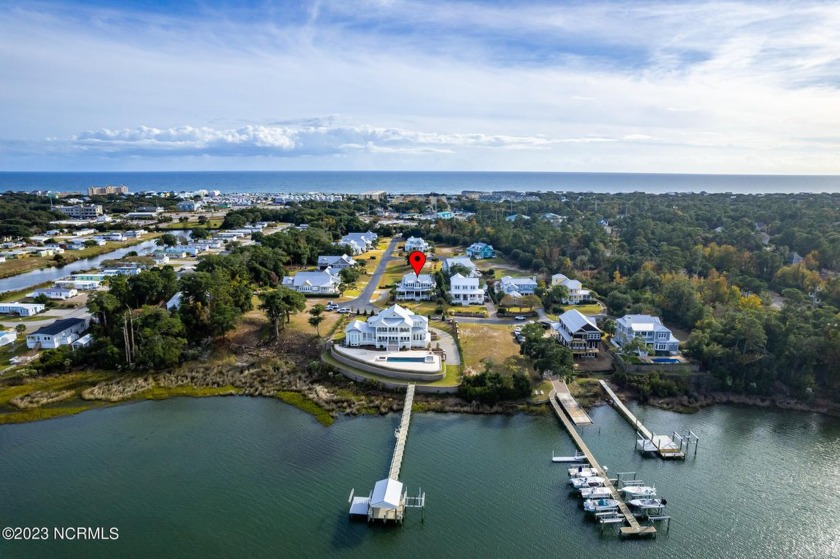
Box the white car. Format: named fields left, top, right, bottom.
left=337, top=307, right=352, bottom=314
left=514, top=315, right=527, bottom=321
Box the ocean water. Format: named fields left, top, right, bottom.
left=1, top=397, right=838, bottom=558
left=3, top=171, right=840, bottom=195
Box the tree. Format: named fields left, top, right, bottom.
left=133, top=307, right=187, bottom=369
left=308, top=315, right=325, bottom=336
left=158, top=233, right=178, bottom=247
left=197, top=215, right=209, bottom=225
left=519, top=294, right=542, bottom=311
left=606, top=291, right=632, bottom=316
left=258, top=287, right=307, bottom=338
left=446, top=263, right=472, bottom=278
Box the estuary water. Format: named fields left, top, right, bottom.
left=0, top=239, right=161, bottom=293
left=0, top=398, right=838, bottom=558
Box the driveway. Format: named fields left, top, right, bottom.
left=345, top=237, right=399, bottom=313
left=430, top=326, right=460, bottom=365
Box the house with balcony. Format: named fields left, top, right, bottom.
left=450, top=273, right=485, bottom=305
left=395, top=273, right=436, bottom=301
left=497, top=275, right=538, bottom=297
left=613, top=314, right=680, bottom=355
left=554, top=309, right=602, bottom=358
left=551, top=273, right=592, bottom=304
left=404, top=236, right=430, bottom=253
left=282, top=267, right=341, bottom=295
left=317, top=254, right=357, bottom=270
left=344, top=304, right=430, bottom=350
left=465, top=242, right=495, bottom=259
left=27, top=317, right=88, bottom=349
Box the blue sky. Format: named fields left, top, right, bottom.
left=2, top=0, right=840, bottom=173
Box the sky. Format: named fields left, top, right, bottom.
left=2, top=0, right=840, bottom=173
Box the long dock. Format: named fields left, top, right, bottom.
left=599, top=380, right=695, bottom=459
left=598, top=380, right=652, bottom=438
left=389, top=383, right=415, bottom=480
left=552, top=379, right=593, bottom=425
left=548, top=388, right=655, bottom=537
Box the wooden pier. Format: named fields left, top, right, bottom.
left=552, top=379, right=593, bottom=425
left=548, top=388, right=656, bottom=538
left=389, top=383, right=415, bottom=480
left=349, top=384, right=425, bottom=524
left=599, top=380, right=697, bottom=460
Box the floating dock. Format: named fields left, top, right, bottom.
left=552, top=379, right=593, bottom=425
left=548, top=388, right=656, bottom=538
left=599, top=380, right=698, bottom=460
left=348, top=384, right=425, bottom=524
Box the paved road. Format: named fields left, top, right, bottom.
left=1, top=305, right=92, bottom=334
left=345, top=237, right=400, bottom=313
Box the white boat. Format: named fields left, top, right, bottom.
left=568, top=466, right=596, bottom=478
left=579, top=487, right=612, bottom=500
left=583, top=498, right=621, bottom=513
left=552, top=450, right=587, bottom=463
left=627, top=498, right=667, bottom=515
left=569, top=476, right=605, bottom=489
left=619, top=486, right=657, bottom=498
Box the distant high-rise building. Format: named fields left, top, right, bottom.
left=87, top=185, right=128, bottom=195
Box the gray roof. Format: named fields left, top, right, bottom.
left=31, top=318, right=86, bottom=337
left=557, top=309, right=600, bottom=333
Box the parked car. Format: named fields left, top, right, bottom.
left=514, top=315, right=526, bottom=320
left=338, top=307, right=352, bottom=314
left=325, top=302, right=339, bottom=311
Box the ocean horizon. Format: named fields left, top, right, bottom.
left=3, top=170, right=840, bottom=195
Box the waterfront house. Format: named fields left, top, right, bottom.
left=613, top=314, right=680, bottom=355
left=465, top=242, right=495, bottom=259
left=177, top=200, right=204, bottom=212
left=551, top=273, right=592, bottom=304
left=282, top=267, right=341, bottom=295
left=442, top=256, right=479, bottom=277
left=317, top=254, right=357, bottom=270
left=395, top=273, right=436, bottom=301
left=404, top=237, right=430, bottom=253
left=344, top=304, right=430, bottom=350
left=0, top=302, right=46, bottom=316
left=27, top=317, right=88, bottom=349
left=449, top=273, right=485, bottom=305
left=497, top=275, right=538, bottom=296
left=554, top=309, right=602, bottom=358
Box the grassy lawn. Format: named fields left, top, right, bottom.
left=0, top=257, right=52, bottom=280
left=432, top=244, right=462, bottom=258
left=0, top=340, right=37, bottom=367
left=531, top=379, right=553, bottom=403
left=565, top=303, right=603, bottom=315
left=287, top=300, right=344, bottom=337
left=457, top=322, right=533, bottom=377
left=448, top=305, right=487, bottom=315
left=1, top=314, right=60, bottom=323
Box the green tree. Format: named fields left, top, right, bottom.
left=158, top=233, right=178, bottom=247
left=133, top=307, right=187, bottom=369
left=258, top=287, right=307, bottom=338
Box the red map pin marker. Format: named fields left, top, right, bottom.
left=409, top=250, right=426, bottom=276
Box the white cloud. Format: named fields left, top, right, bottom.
left=2, top=1, right=840, bottom=173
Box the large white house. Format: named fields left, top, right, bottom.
left=497, top=275, right=538, bottom=296
left=396, top=273, right=436, bottom=301
left=344, top=304, right=430, bottom=349
left=404, top=236, right=430, bottom=253
left=337, top=231, right=378, bottom=255
left=554, top=309, right=602, bottom=358
left=27, top=318, right=88, bottom=349
left=282, top=267, right=341, bottom=295
left=442, top=256, right=479, bottom=277
left=317, top=254, right=357, bottom=270
left=450, top=273, right=485, bottom=305
left=614, top=314, right=680, bottom=355
left=551, top=273, right=591, bottom=304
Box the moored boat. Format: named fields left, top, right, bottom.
left=568, top=466, right=599, bottom=477
left=569, top=476, right=605, bottom=489
left=583, top=498, right=621, bottom=513
left=619, top=485, right=657, bottom=498
left=579, top=486, right=612, bottom=500
left=627, top=498, right=667, bottom=516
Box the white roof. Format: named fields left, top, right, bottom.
left=619, top=314, right=669, bottom=333
left=557, top=309, right=600, bottom=333
left=399, top=273, right=434, bottom=285
left=284, top=269, right=339, bottom=288
left=444, top=256, right=475, bottom=268
left=370, top=478, right=403, bottom=509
